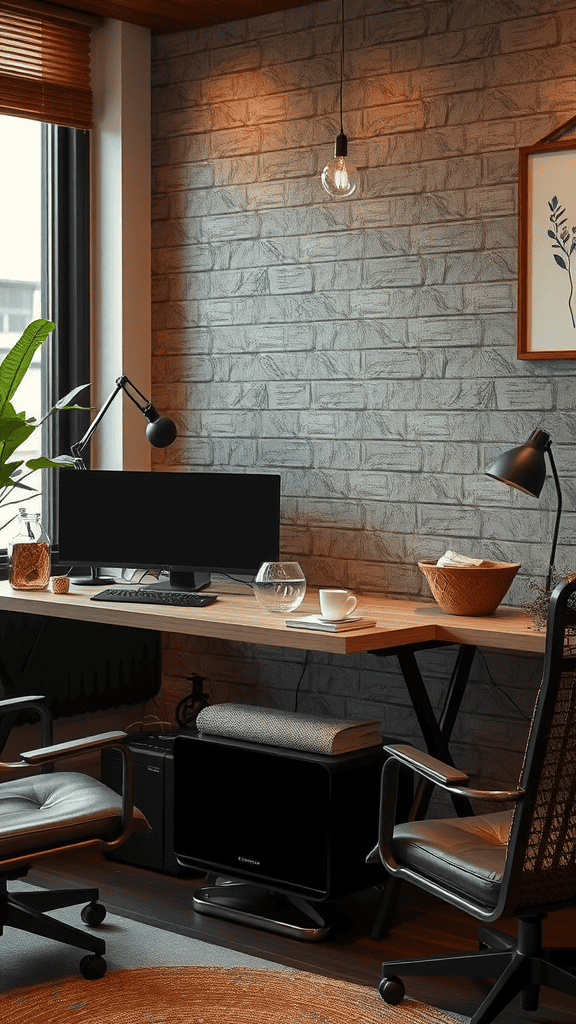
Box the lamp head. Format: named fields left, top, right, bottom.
left=485, top=428, right=550, bottom=497
left=143, top=404, right=178, bottom=448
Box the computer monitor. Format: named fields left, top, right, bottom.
left=57, top=469, right=281, bottom=590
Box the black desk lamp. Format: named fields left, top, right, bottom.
left=485, top=428, right=562, bottom=594
left=68, top=375, right=177, bottom=585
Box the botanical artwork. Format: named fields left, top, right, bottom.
left=518, top=141, right=576, bottom=357
left=547, top=195, right=576, bottom=329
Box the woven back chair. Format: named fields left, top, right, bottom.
left=375, top=574, right=576, bottom=1024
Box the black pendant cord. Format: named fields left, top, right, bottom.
left=333, top=0, right=347, bottom=158
left=339, top=0, right=344, bottom=135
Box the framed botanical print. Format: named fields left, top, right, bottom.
left=518, top=116, right=576, bottom=359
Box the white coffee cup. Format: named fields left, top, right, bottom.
left=319, top=589, right=357, bottom=620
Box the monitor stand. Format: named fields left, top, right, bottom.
left=145, top=570, right=211, bottom=592
left=69, top=566, right=116, bottom=586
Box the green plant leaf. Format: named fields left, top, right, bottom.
left=0, top=416, right=35, bottom=465
left=0, top=461, right=24, bottom=487
left=25, top=454, right=77, bottom=470
left=0, top=320, right=89, bottom=510
left=0, top=416, right=28, bottom=442
left=4, top=477, right=37, bottom=493
left=53, top=382, right=91, bottom=410
left=0, top=319, right=55, bottom=418
left=36, top=382, right=91, bottom=426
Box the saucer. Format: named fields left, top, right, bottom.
left=316, top=613, right=358, bottom=623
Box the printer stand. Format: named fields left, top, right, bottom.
left=193, top=873, right=330, bottom=941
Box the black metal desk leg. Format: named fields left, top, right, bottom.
left=411, top=644, right=477, bottom=821
left=440, top=644, right=477, bottom=740
left=395, top=648, right=452, bottom=759
left=370, top=644, right=477, bottom=940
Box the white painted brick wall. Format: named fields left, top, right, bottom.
left=150, top=0, right=576, bottom=789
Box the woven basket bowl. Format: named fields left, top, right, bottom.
left=418, top=559, right=521, bottom=616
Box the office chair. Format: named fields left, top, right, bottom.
left=0, top=693, right=146, bottom=979
left=373, top=574, right=576, bottom=1024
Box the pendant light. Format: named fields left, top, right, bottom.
left=320, top=0, right=359, bottom=198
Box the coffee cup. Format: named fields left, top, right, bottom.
left=319, top=589, right=357, bottom=620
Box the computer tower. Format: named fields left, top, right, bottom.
left=101, top=732, right=192, bottom=876
left=173, top=732, right=397, bottom=902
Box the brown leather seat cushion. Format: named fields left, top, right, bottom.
left=392, top=809, right=512, bottom=907
left=0, top=772, right=148, bottom=855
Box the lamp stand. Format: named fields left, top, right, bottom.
left=545, top=446, right=563, bottom=595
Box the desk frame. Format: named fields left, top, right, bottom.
left=0, top=582, right=544, bottom=936
left=0, top=581, right=544, bottom=769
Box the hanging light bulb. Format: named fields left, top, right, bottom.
left=321, top=131, right=358, bottom=197
left=320, top=0, right=359, bottom=199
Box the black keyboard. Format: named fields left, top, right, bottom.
left=90, top=588, right=217, bottom=608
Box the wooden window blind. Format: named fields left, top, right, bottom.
left=0, top=2, right=100, bottom=130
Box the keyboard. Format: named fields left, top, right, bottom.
left=90, top=588, right=218, bottom=608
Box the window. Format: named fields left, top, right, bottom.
left=0, top=1, right=95, bottom=560
left=0, top=115, right=42, bottom=548
left=0, top=114, right=89, bottom=554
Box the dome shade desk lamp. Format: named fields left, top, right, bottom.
left=485, top=428, right=562, bottom=596
left=68, top=374, right=177, bottom=585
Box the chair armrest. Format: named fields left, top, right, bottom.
left=383, top=743, right=524, bottom=803
left=0, top=695, right=53, bottom=757
left=0, top=695, right=47, bottom=712
left=20, top=730, right=128, bottom=765
left=372, top=744, right=524, bottom=877
left=20, top=730, right=137, bottom=851
left=384, top=743, right=470, bottom=787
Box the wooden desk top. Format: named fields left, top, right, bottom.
left=0, top=581, right=546, bottom=657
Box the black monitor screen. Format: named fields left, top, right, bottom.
left=58, top=470, right=281, bottom=583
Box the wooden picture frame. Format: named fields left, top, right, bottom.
left=518, top=116, right=576, bottom=359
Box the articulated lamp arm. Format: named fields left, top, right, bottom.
left=70, top=376, right=177, bottom=468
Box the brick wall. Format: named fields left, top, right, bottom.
left=149, top=0, right=576, bottom=790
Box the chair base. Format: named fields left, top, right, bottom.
left=0, top=877, right=108, bottom=975
left=380, top=917, right=576, bottom=1024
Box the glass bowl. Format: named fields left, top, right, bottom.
left=252, top=562, right=306, bottom=614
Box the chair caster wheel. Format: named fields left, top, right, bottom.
left=79, top=953, right=107, bottom=979
left=379, top=976, right=405, bottom=1005
left=81, top=901, right=107, bottom=927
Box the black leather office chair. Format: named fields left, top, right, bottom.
left=373, top=574, right=576, bottom=1024
left=0, top=694, right=146, bottom=979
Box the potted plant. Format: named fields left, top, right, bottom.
left=0, top=318, right=89, bottom=534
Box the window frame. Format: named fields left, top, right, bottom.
left=42, top=123, right=91, bottom=553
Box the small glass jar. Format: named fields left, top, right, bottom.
left=8, top=509, right=51, bottom=591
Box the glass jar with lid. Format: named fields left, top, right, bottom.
left=8, top=509, right=51, bottom=591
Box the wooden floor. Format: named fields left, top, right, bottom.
left=27, top=848, right=576, bottom=1024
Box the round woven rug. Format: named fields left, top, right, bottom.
left=0, top=966, right=459, bottom=1024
